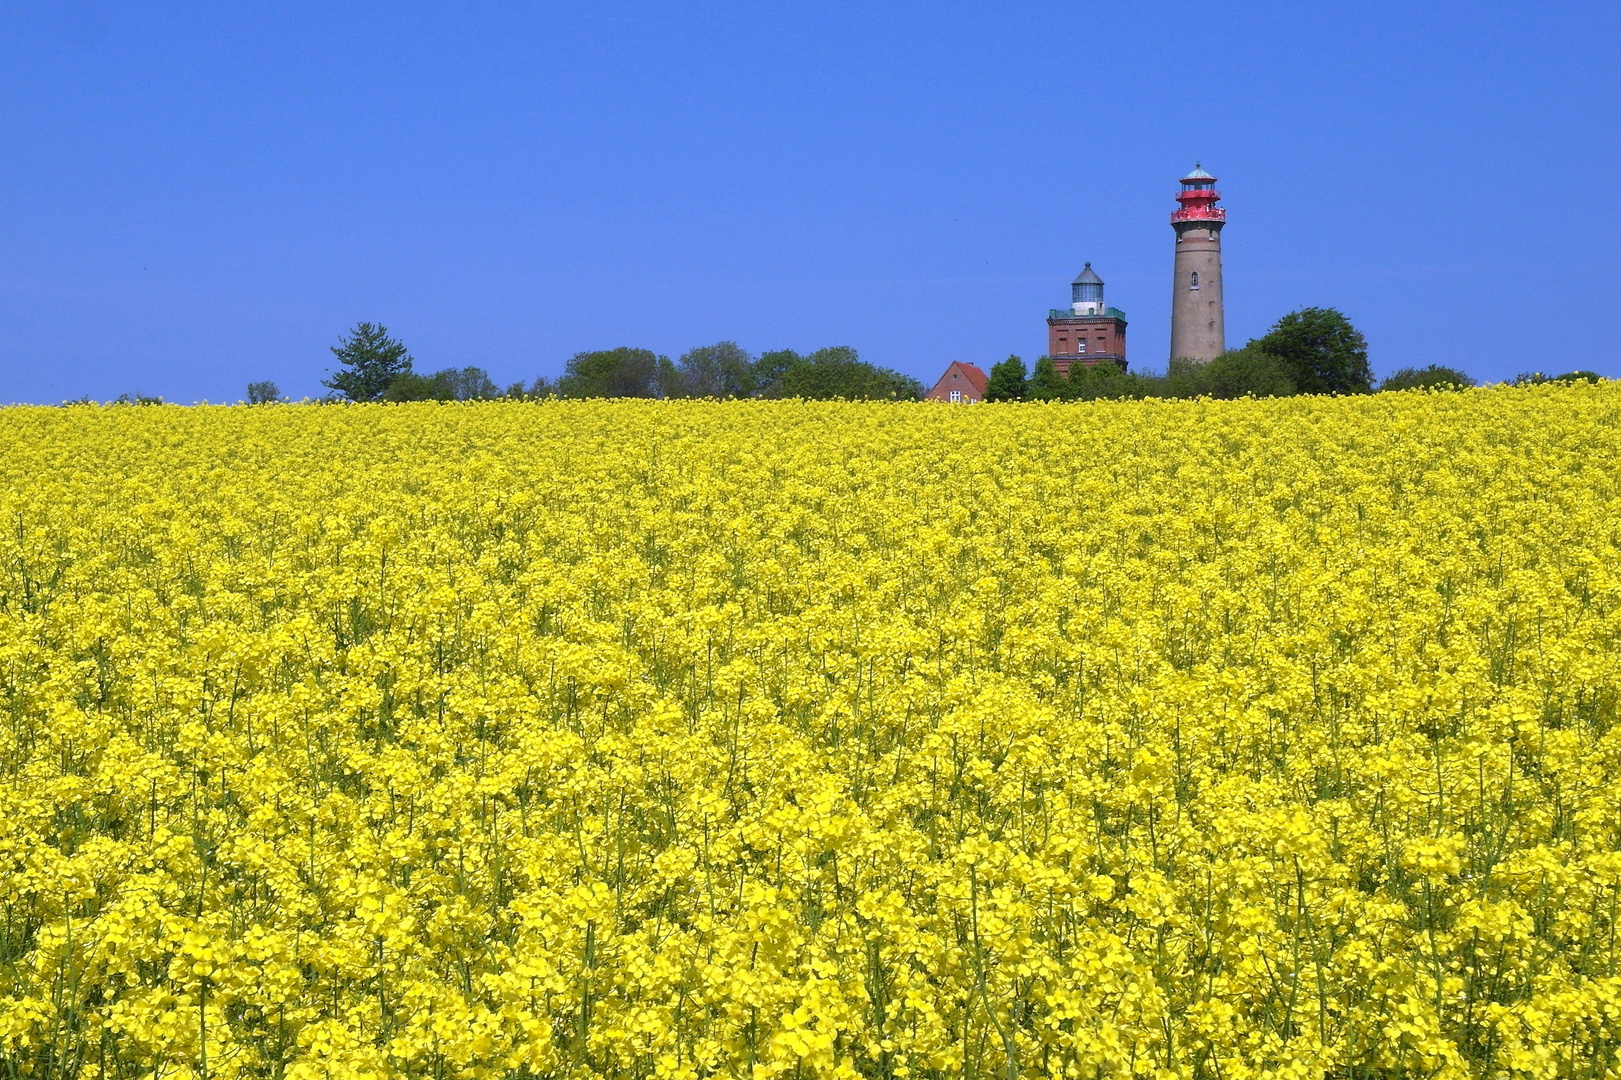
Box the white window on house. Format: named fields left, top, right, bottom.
left=1077, top=341, right=1086, bottom=353
left=950, top=390, right=961, bottom=403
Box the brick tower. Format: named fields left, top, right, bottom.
left=1169, top=163, right=1226, bottom=362
left=1046, top=263, right=1127, bottom=375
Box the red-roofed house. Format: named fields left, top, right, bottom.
left=925, top=362, right=988, bottom=403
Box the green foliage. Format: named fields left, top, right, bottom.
left=984, top=355, right=1028, bottom=402
left=495, top=376, right=555, bottom=401
left=671, top=342, right=757, bottom=398
left=246, top=381, right=281, bottom=405
left=529, top=345, right=920, bottom=402
left=767, top=347, right=922, bottom=400
left=323, top=323, right=413, bottom=402
left=503, top=378, right=551, bottom=400
left=555, top=348, right=667, bottom=399
left=112, top=393, right=164, bottom=405
left=751, top=350, right=800, bottom=392
left=1028, top=357, right=1064, bottom=401
left=1251, top=307, right=1372, bottom=395
left=381, top=373, right=446, bottom=402
left=383, top=366, right=501, bottom=403
left=655, top=355, right=682, bottom=399
left=1164, top=348, right=1298, bottom=399
left=1064, top=362, right=1156, bottom=401
left=437, top=366, right=500, bottom=400
left=1513, top=370, right=1603, bottom=387
left=1380, top=365, right=1475, bottom=392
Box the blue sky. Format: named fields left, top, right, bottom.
left=0, top=0, right=1616, bottom=402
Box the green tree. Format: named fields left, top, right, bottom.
left=751, top=349, right=800, bottom=393
left=380, top=366, right=500, bottom=402
left=672, top=342, right=757, bottom=398
left=246, top=381, right=281, bottom=404
left=381, top=372, right=447, bottom=402
left=555, top=348, right=665, bottom=398
left=984, top=355, right=1028, bottom=402
left=1165, top=348, right=1297, bottom=399
left=1513, top=370, right=1603, bottom=386
left=437, top=366, right=500, bottom=400
left=1028, top=357, right=1064, bottom=401
left=1380, top=365, right=1475, bottom=392
left=323, top=323, right=413, bottom=402
left=1068, top=362, right=1155, bottom=401
left=771, top=347, right=921, bottom=400
left=654, top=355, right=682, bottom=399
left=1251, top=307, right=1371, bottom=395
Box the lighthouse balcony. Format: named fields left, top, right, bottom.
left=1049, top=307, right=1127, bottom=321
left=1171, top=206, right=1227, bottom=223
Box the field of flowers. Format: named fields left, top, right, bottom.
left=1, top=387, right=1619, bottom=1079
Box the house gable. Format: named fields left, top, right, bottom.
left=925, top=362, right=989, bottom=403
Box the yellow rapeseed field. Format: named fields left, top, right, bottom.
left=2, top=388, right=1619, bottom=1080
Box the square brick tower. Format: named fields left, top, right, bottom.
left=1046, top=262, right=1127, bottom=376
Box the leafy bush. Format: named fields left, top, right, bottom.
left=1379, top=365, right=1475, bottom=392
left=246, top=380, right=282, bottom=404
left=384, top=367, right=501, bottom=402
left=1514, top=370, right=1603, bottom=386
left=766, top=346, right=922, bottom=400
left=1164, top=348, right=1298, bottom=399
left=555, top=348, right=670, bottom=399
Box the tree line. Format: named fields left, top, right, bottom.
left=292, top=325, right=922, bottom=404
left=231, top=310, right=1598, bottom=406
left=984, top=308, right=1602, bottom=402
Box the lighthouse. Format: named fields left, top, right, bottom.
left=1169, top=163, right=1226, bottom=363
left=1046, top=263, right=1127, bottom=376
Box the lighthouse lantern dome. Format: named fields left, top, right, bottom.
left=1071, top=262, right=1105, bottom=314
left=1180, top=163, right=1217, bottom=189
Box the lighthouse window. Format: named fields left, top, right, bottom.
left=1190, top=272, right=1199, bottom=289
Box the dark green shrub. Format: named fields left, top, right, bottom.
left=1379, top=365, right=1475, bottom=392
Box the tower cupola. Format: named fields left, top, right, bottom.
left=1071, top=263, right=1105, bottom=315
left=1172, top=163, right=1225, bottom=224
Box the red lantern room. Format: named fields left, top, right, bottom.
left=1171, top=163, right=1226, bottom=225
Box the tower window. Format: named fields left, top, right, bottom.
left=1190, top=272, right=1199, bottom=289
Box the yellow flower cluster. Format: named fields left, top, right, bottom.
left=2, top=387, right=1620, bottom=1079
